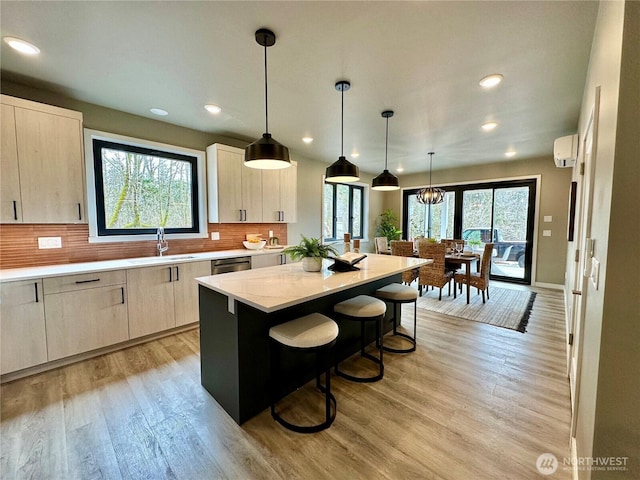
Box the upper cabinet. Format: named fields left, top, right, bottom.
left=0, top=95, right=86, bottom=224
left=207, top=143, right=297, bottom=223
left=262, top=163, right=297, bottom=223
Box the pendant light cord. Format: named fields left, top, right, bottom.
left=384, top=117, right=389, bottom=170
left=340, top=87, right=344, bottom=156
left=263, top=42, right=269, bottom=134
left=428, top=152, right=433, bottom=188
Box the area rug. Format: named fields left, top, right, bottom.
left=416, top=286, right=536, bottom=333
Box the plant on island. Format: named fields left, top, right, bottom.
left=282, top=235, right=339, bottom=272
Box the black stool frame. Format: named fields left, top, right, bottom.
left=378, top=298, right=417, bottom=354
left=270, top=338, right=337, bottom=433
left=334, top=313, right=385, bottom=383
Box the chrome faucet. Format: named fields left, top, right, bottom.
left=157, top=227, right=169, bottom=256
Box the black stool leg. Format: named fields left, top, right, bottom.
left=381, top=300, right=417, bottom=354
left=271, top=341, right=337, bottom=434
left=335, top=315, right=384, bottom=383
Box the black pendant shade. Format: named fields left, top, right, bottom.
left=244, top=28, right=291, bottom=170
left=372, top=110, right=399, bottom=191
left=325, top=81, right=359, bottom=182
left=372, top=169, right=400, bottom=191
left=326, top=155, right=360, bottom=182
left=245, top=133, right=290, bottom=170
left=416, top=152, right=445, bottom=204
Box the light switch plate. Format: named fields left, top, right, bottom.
left=543, top=230, right=552, bottom=237
left=211, top=232, right=220, bottom=240
left=544, top=215, right=553, bottom=222
left=590, top=257, right=600, bottom=289
left=38, top=237, right=62, bottom=249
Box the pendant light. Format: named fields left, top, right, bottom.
left=416, top=152, right=445, bottom=204
left=325, top=81, right=359, bottom=182
left=244, top=28, right=291, bottom=170
left=372, top=110, right=400, bottom=191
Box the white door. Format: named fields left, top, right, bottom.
left=568, top=87, right=600, bottom=438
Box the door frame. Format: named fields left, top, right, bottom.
left=569, top=87, right=600, bottom=438
left=401, top=177, right=537, bottom=284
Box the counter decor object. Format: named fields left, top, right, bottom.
left=243, top=239, right=267, bottom=250
left=282, top=235, right=338, bottom=272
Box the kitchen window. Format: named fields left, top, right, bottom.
left=323, top=182, right=365, bottom=241
left=84, top=130, right=207, bottom=242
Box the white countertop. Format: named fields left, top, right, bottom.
left=196, top=253, right=430, bottom=313
left=0, top=248, right=288, bottom=282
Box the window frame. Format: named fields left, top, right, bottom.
left=84, top=129, right=207, bottom=243
left=323, top=181, right=365, bottom=242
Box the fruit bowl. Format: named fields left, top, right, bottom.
left=243, top=240, right=266, bottom=250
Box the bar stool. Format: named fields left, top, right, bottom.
left=375, top=283, right=418, bottom=353
left=269, top=313, right=339, bottom=433
left=333, top=295, right=386, bottom=383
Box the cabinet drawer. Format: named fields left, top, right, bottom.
left=43, top=270, right=126, bottom=294
left=45, top=285, right=129, bottom=361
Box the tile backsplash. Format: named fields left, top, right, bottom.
left=0, top=223, right=287, bottom=269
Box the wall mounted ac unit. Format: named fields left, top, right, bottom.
left=553, top=134, right=578, bottom=168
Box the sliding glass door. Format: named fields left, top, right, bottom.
left=402, top=179, right=536, bottom=284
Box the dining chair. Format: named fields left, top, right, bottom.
left=417, top=242, right=454, bottom=300
left=454, top=243, right=494, bottom=303
left=390, top=240, right=418, bottom=285
left=374, top=236, right=390, bottom=255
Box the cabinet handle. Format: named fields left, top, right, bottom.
left=121, top=287, right=125, bottom=304
left=175, top=266, right=180, bottom=281
left=169, top=267, right=173, bottom=282
left=243, top=209, right=247, bottom=221
left=239, top=209, right=243, bottom=221
left=78, top=203, right=82, bottom=221
left=13, top=200, right=17, bottom=220
left=34, top=282, right=39, bottom=303
left=75, top=278, right=100, bottom=284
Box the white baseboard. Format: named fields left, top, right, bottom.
left=533, top=281, right=564, bottom=290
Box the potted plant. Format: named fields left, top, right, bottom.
left=282, top=235, right=339, bottom=272
left=375, top=209, right=402, bottom=242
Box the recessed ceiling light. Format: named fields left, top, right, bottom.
left=396, top=167, right=404, bottom=173
left=302, top=136, right=313, bottom=144
left=350, top=152, right=360, bottom=158
left=204, top=104, right=222, bottom=114
left=479, top=74, right=503, bottom=88
left=3, top=37, right=40, bottom=55
left=482, top=121, right=498, bottom=131
left=150, top=108, right=168, bottom=116
left=505, top=150, right=517, bottom=157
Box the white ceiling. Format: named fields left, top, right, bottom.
left=0, top=1, right=598, bottom=175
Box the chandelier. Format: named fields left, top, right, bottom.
left=416, top=152, right=445, bottom=204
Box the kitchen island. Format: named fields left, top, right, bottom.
left=196, top=253, right=429, bottom=424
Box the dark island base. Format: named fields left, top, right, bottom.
left=199, top=273, right=403, bottom=424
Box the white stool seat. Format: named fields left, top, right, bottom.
left=334, top=295, right=386, bottom=318
left=269, top=313, right=339, bottom=349
left=376, top=283, right=418, bottom=301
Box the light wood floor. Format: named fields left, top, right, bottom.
left=1, top=284, right=572, bottom=480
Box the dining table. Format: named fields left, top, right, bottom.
left=445, top=253, right=480, bottom=304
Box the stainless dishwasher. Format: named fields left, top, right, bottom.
left=211, top=257, right=251, bottom=274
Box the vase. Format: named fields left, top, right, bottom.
left=302, top=257, right=323, bottom=272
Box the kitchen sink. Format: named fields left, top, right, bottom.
left=127, top=255, right=197, bottom=265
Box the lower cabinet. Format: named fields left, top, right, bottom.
left=250, top=252, right=288, bottom=269
left=174, top=261, right=213, bottom=327
left=0, top=279, right=47, bottom=374
left=127, top=260, right=211, bottom=338
left=44, top=284, right=129, bottom=361
left=1, top=260, right=212, bottom=376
